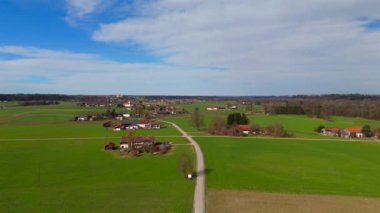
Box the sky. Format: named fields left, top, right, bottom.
left=0, top=0, right=380, bottom=96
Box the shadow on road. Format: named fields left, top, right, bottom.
left=195, top=168, right=213, bottom=177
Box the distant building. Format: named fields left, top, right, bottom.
left=321, top=127, right=341, bottom=136
left=120, top=136, right=155, bottom=150
left=341, top=128, right=363, bottom=138
left=238, top=125, right=252, bottom=135
left=207, top=106, right=219, bottom=111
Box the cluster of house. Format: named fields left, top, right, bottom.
left=75, top=113, right=130, bottom=122
left=206, top=104, right=238, bottom=111
left=321, top=127, right=364, bottom=138
left=104, top=119, right=161, bottom=131
left=104, top=136, right=171, bottom=154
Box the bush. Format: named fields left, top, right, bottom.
left=265, top=124, right=291, bottom=137
left=314, top=125, right=325, bottom=133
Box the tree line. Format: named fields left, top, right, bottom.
left=263, top=99, right=380, bottom=120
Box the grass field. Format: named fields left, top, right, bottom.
left=0, top=102, right=181, bottom=139
left=0, top=102, right=194, bottom=212
left=164, top=111, right=380, bottom=139
left=197, top=137, right=380, bottom=197
left=0, top=139, right=194, bottom=212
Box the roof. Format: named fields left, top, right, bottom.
left=238, top=125, right=252, bottom=131
left=345, top=127, right=362, bottom=133
left=135, top=136, right=155, bottom=143
left=325, top=127, right=340, bottom=132
left=121, top=120, right=140, bottom=125
left=138, top=120, right=152, bottom=124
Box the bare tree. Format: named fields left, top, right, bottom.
left=178, top=154, right=193, bottom=178
left=191, top=107, right=204, bottom=130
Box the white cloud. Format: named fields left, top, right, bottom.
left=66, top=0, right=103, bottom=17
left=0, top=46, right=227, bottom=95
left=92, top=0, right=380, bottom=94
left=0, top=46, right=97, bottom=60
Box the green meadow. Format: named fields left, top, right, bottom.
left=2, top=100, right=380, bottom=212
left=0, top=139, right=194, bottom=212
left=0, top=102, right=194, bottom=212
left=168, top=101, right=380, bottom=139
left=0, top=102, right=180, bottom=139
left=196, top=137, right=380, bottom=197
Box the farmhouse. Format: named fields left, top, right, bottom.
left=120, top=136, right=155, bottom=150
left=341, top=127, right=364, bottom=138
left=207, top=106, right=219, bottom=111
left=322, top=127, right=341, bottom=136
left=121, top=120, right=140, bottom=130
left=225, top=104, right=238, bottom=110
left=137, top=120, right=153, bottom=129
left=238, top=125, right=252, bottom=135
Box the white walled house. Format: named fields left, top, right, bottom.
left=206, top=106, right=219, bottom=111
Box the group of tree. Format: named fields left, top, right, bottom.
left=273, top=105, right=305, bottom=115
left=0, top=94, right=73, bottom=102
left=227, top=113, right=249, bottom=126
left=265, top=124, right=292, bottom=137
left=262, top=98, right=380, bottom=120
left=207, top=113, right=291, bottom=137
left=19, top=100, right=60, bottom=106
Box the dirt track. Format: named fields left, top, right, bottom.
left=207, top=189, right=380, bottom=213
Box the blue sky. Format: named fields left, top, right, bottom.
left=1, top=0, right=380, bottom=95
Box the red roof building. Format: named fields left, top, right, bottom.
left=238, top=125, right=252, bottom=133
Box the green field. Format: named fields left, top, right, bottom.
left=166, top=100, right=380, bottom=139
left=0, top=139, right=194, bottom=212
left=0, top=102, right=194, bottom=212
left=0, top=102, right=180, bottom=139
left=197, top=137, right=380, bottom=197
left=3, top=101, right=380, bottom=211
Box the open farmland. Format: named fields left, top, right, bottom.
left=0, top=102, right=194, bottom=212
left=167, top=101, right=380, bottom=139
left=196, top=137, right=380, bottom=212
left=0, top=102, right=181, bottom=139
left=197, top=137, right=380, bottom=196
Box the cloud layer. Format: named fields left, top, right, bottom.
left=0, top=46, right=225, bottom=95
left=92, top=0, right=380, bottom=94
left=2, top=0, right=380, bottom=95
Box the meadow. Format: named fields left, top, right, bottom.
left=196, top=137, right=380, bottom=197
left=0, top=102, right=194, bottom=212
left=0, top=102, right=181, bottom=139
left=168, top=101, right=380, bottom=139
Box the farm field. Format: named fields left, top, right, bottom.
left=197, top=137, right=380, bottom=196
left=0, top=102, right=181, bottom=139
left=166, top=100, right=380, bottom=139
left=207, top=189, right=380, bottom=213
left=249, top=115, right=380, bottom=139
left=0, top=139, right=194, bottom=212
left=196, top=137, right=380, bottom=211
left=0, top=102, right=194, bottom=212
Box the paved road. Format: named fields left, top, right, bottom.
left=162, top=121, right=206, bottom=213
